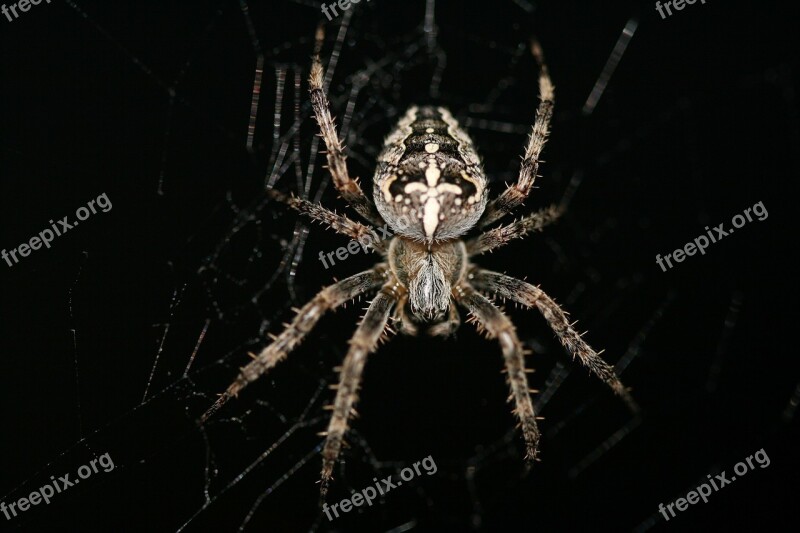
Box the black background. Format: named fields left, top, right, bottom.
left=1, top=0, right=798, bottom=531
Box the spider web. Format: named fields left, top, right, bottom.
left=2, top=0, right=797, bottom=531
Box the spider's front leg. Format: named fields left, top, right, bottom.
left=200, top=267, right=388, bottom=423
left=320, top=285, right=398, bottom=498
left=480, top=40, right=554, bottom=228
left=470, top=269, right=640, bottom=414
left=454, top=284, right=541, bottom=464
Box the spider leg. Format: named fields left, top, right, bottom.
left=269, top=189, right=387, bottom=253
left=469, top=269, right=640, bottom=414
left=467, top=204, right=563, bottom=256
left=480, top=40, right=554, bottom=228
left=309, top=49, right=384, bottom=226
left=320, top=287, right=397, bottom=498
left=454, top=284, right=541, bottom=464
left=200, top=267, right=388, bottom=423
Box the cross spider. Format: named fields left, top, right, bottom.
left=202, top=38, right=638, bottom=498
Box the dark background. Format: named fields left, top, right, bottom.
left=1, top=0, right=798, bottom=531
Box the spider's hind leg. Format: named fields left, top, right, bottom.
left=480, top=40, right=555, bottom=228
left=268, top=189, right=387, bottom=253
left=467, top=204, right=564, bottom=256
left=308, top=34, right=384, bottom=226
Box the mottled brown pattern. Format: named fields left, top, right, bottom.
left=202, top=37, right=636, bottom=501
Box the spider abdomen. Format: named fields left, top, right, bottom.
left=373, top=106, right=488, bottom=243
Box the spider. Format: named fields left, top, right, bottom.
left=201, top=38, right=638, bottom=498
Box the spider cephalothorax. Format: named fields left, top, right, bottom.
left=202, top=37, right=638, bottom=499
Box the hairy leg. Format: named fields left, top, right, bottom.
left=269, top=189, right=387, bottom=253
left=454, top=285, right=541, bottom=463
left=470, top=269, right=639, bottom=413
left=309, top=47, right=384, bottom=226
left=480, top=40, right=554, bottom=228
left=200, top=267, right=388, bottom=423
left=320, top=288, right=396, bottom=498
left=467, top=204, right=563, bottom=256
